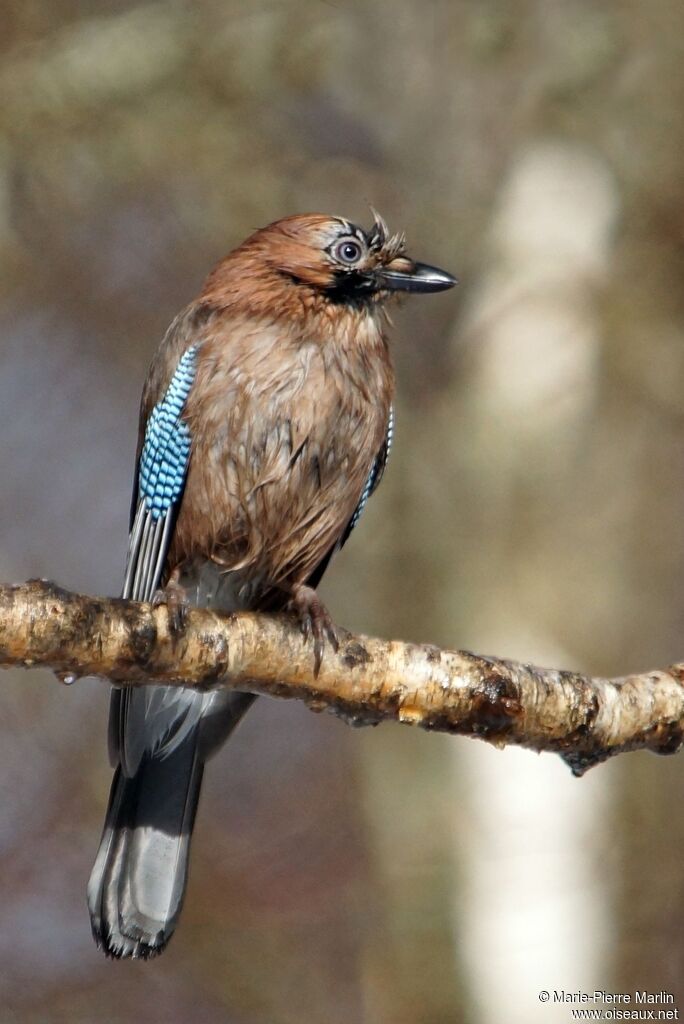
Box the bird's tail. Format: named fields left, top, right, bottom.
left=88, top=691, right=255, bottom=959
left=87, top=731, right=203, bottom=959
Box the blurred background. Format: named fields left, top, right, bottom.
left=1, top=1, right=683, bottom=1021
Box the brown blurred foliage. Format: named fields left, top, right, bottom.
left=1, top=2, right=684, bottom=1022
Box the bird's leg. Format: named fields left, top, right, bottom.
left=153, top=566, right=189, bottom=634
left=288, top=583, right=339, bottom=676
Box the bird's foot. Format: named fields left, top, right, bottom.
left=288, top=584, right=339, bottom=676
left=153, top=576, right=189, bottom=634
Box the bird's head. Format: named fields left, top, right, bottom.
left=238, top=211, right=457, bottom=306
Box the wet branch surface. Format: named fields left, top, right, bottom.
left=1, top=579, right=683, bottom=775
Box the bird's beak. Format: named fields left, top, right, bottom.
left=376, top=257, right=458, bottom=294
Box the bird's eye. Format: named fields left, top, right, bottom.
left=333, top=237, right=364, bottom=265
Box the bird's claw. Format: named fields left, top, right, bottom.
left=289, top=584, right=339, bottom=676
left=153, top=579, right=189, bottom=635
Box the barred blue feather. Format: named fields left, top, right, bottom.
left=121, top=346, right=198, bottom=604
left=347, top=404, right=394, bottom=534
left=138, top=346, right=197, bottom=519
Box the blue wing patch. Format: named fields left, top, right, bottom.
left=121, top=345, right=198, bottom=603
left=347, top=404, right=394, bottom=535
left=138, top=346, right=197, bottom=519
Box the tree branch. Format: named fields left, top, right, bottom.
left=1, top=579, right=682, bottom=775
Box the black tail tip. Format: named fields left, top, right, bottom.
left=93, top=925, right=170, bottom=961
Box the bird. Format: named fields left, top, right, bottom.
left=87, top=211, right=456, bottom=959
